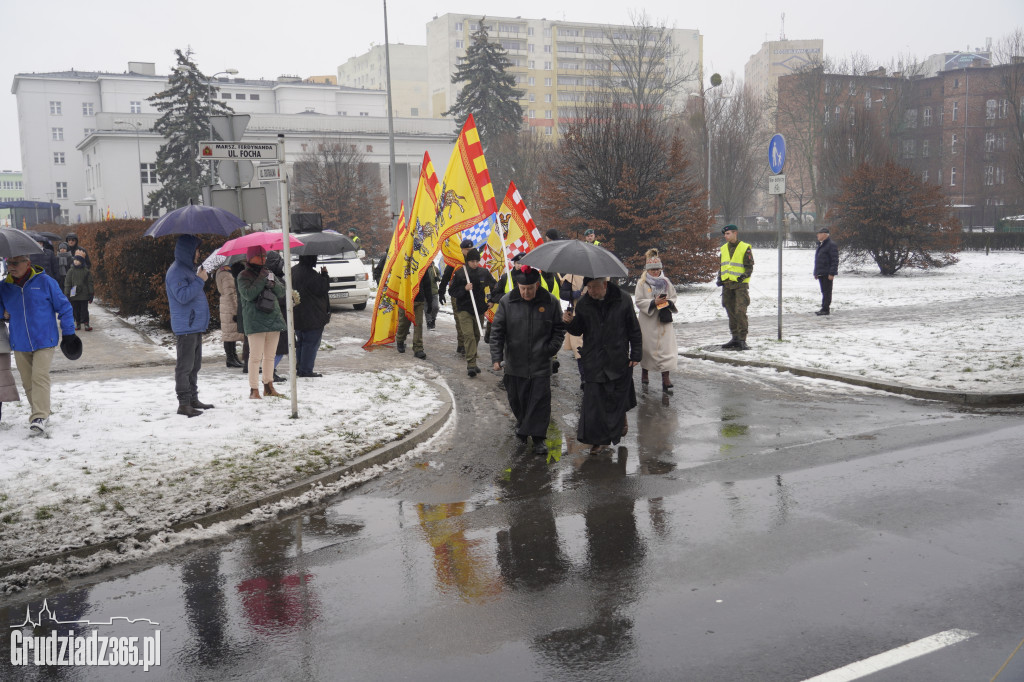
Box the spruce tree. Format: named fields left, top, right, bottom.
left=146, top=48, right=233, bottom=215
left=443, top=18, right=524, bottom=151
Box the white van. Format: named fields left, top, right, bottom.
left=318, top=250, right=371, bottom=310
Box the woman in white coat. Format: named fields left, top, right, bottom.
left=634, top=249, right=678, bottom=393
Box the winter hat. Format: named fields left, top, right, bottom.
left=460, top=238, right=474, bottom=249
left=545, top=229, right=560, bottom=241
left=722, top=224, right=738, bottom=234
left=817, top=227, right=830, bottom=234
left=73, top=255, right=85, bottom=265
left=465, top=248, right=481, bottom=262
left=58, top=242, right=69, bottom=252
left=515, top=265, right=540, bottom=285
left=246, top=245, right=267, bottom=260
left=644, top=248, right=663, bottom=270
left=298, top=254, right=318, bottom=268
left=65, top=233, right=78, bottom=242
left=582, top=276, right=607, bottom=286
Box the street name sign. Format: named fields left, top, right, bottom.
left=198, top=142, right=280, bottom=161
left=768, top=174, right=786, bottom=195
left=256, top=164, right=281, bottom=181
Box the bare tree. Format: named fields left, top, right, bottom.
left=486, top=127, right=555, bottom=209
left=290, top=139, right=389, bottom=253
left=992, top=28, right=1024, bottom=189
left=705, top=81, right=772, bottom=223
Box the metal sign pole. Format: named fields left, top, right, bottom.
left=777, top=193, right=783, bottom=341
left=278, top=134, right=298, bottom=418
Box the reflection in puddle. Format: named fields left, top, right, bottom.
left=416, top=503, right=502, bottom=603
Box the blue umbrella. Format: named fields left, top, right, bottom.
left=144, top=204, right=246, bottom=238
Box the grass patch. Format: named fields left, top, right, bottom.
left=35, top=506, right=57, bottom=521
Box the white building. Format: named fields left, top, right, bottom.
left=426, top=14, right=702, bottom=135
left=337, top=44, right=430, bottom=119
left=744, top=39, right=824, bottom=102
left=12, top=63, right=455, bottom=224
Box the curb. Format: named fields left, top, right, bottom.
left=681, top=349, right=1024, bottom=406
left=0, top=377, right=453, bottom=580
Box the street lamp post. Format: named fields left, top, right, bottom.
left=114, top=120, right=144, bottom=217
left=690, top=73, right=723, bottom=217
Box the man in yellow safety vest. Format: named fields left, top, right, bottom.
left=716, top=224, right=754, bottom=350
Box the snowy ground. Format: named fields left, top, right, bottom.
left=0, top=370, right=440, bottom=571
left=672, top=249, right=1024, bottom=393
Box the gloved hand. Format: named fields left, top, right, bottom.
left=438, top=294, right=446, bottom=305
left=716, top=279, right=723, bottom=287
left=738, top=275, right=748, bottom=283
left=233, top=315, right=237, bottom=322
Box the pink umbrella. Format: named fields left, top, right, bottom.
left=216, top=231, right=303, bottom=256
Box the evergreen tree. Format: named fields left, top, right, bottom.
left=443, top=18, right=524, bottom=151
left=145, top=48, right=233, bottom=215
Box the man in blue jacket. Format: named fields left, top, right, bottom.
left=165, top=235, right=212, bottom=417
left=813, top=227, right=839, bottom=316
left=0, top=254, right=76, bottom=436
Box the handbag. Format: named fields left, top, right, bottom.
left=0, top=321, right=10, bottom=354
left=658, top=306, right=674, bottom=324
left=256, top=288, right=278, bottom=313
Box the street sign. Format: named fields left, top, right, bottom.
left=198, top=142, right=280, bottom=161
left=219, top=160, right=255, bottom=187
left=209, top=187, right=270, bottom=223
left=769, top=134, right=786, bottom=174
left=256, top=164, right=281, bottom=182
left=768, top=174, right=786, bottom=195
left=209, top=114, right=251, bottom=142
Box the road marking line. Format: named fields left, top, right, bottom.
left=803, top=629, right=977, bottom=682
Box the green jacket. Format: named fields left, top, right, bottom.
left=236, top=264, right=286, bottom=335
left=63, top=265, right=94, bottom=301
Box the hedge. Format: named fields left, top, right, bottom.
left=37, top=220, right=233, bottom=331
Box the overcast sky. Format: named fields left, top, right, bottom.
left=3, top=0, right=1021, bottom=173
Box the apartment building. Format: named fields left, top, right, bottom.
left=0, top=170, right=24, bottom=226
left=337, top=44, right=430, bottom=118
left=744, top=39, right=824, bottom=102
left=426, top=14, right=702, bottom=136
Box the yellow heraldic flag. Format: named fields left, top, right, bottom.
left=483, top=181, right=545, bottom=322
left=437, top=113, right=498, bottom=243
left=363, top=202, right=408, bottom=349
left=386, top=152, right=440, bottom=317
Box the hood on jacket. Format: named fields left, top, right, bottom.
left=4, top=264, right=44, bottom=284
left=174, top=234, right=200, bottom=269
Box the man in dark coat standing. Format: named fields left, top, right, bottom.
left=291, top=254, right=331, bottom=377
left=165, top=234, right=212, bottom=417
left=813, top=227, right=839, bottom=316
left=562, top=277, right=642, bottom=452
left=491, top=265, right=566, bottom=455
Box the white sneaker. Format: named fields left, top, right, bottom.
left=29, top=418, right=47, bottom=437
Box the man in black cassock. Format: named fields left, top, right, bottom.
left=562, top=277, right=642, bottom=453
left=491, top=265, right=566, bottom=455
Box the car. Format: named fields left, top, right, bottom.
left=265, top=229, right=372, bottom=311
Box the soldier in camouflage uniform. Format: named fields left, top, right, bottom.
left=716, top=224, right=754, bottom=350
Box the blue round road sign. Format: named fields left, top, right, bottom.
left=769, top=134, right=786, bottom=174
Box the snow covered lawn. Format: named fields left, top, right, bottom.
left=0, top=371, right=440, bottom=565
left=673, top=249, right=1024, bottom=393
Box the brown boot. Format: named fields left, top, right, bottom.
left=662, top=371, right=674, bottom=394
left=249, top=388, right=261, bottom=400
left=641, top=368, right=649, bottom=384
left=263, top=382, right=282, bottom=397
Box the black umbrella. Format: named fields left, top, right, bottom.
left=292, top=231, right=358, bottom=256
left=26, top=230, right=63, bottom=242
left=0, top=229, right=44, bottom=258
left=144, top=204, right=246, bottom=238
left=518, top=240, right=628, bottom=278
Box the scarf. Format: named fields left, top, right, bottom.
left=644, top=272, right=669, bottom=296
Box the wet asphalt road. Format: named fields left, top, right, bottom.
left=2, top=308, right=1024, bottom=681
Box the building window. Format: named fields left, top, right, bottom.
left=54, top=152, right=65, bottom=165
left=848, top=108, right=855, bottom=126
left=952, top=101, right=958, bottom=121
left=528, top=44, right=535, bottom=53
left=82, top=102, right=94, bottom=116
left=366, top=145, right=373, bottom=153
left=902, top=140, right=915, bottom=158
left=235, top=93, right=246, bottom=99
left=950, top=166, right=956, bottom=186
left=140, top=163, right=158, bottom=184
left=60, top=209, right=69, bottom=224
left=922, top=170, right=929, bottom=183
left=56, top=182, right=68, bottom=199
left=529, top=93, right=535, bottom=102
left=848, top=80, right=856, bottom=95
left=985, top=132, right=995, bottom=152
left=455, top=22, right=463, bottom=31
left=922, top=107, right=932, bottom=127
left=954, top=78, right=960, bottom=89
left=455, top=40, right=464, bottom=49
left=359, top=112, right=369, bottom=116
left=84, top=128, right=95, bottom=137
left=545, top=126, right=553, bottom=136
left=984, top=165, right=994, bottom=186
left=249, top=94, right=260, bottom=100
left=528, top=76, right=535, bottom=86
left=904, top=109, right=917, bottom=128
left=999, top=99, right=1009, bottom=118
left=49, top=101, right=62, bottom=115
left=922, top=140, right=929, bottom=157
left=951, top=133, right=958, bottom=154
left=130, top=101, right=142, bottom=114
left=222, top=93, right=232, bottom=99
left=544, top=44, right=552, bottom=53
left=529, top=110, right=535, bottom=118
left=527, top=27, right=533, bottom=36
left=544, top=77, right=552, bottom=86
left=986, top=99, right=998, bottom=119
left=410, top=107, right=419, bottom=116
left=544, top=62, right=552, bottom=70
left=544, top=110, right=551, bottom=118
left=51, top=127, right=64, bottom=141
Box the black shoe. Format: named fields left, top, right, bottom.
left=191, top=399, right=215, bottom=410
left=273, top=372, right=285, bottom=382
left=532, top=442, right=548, bottom=456
left=426, top=321, right=436, bottom=330
left=815, top=309, right=830, bottom=316
left=396, top=341, right=406, bottom=353
left=662, top=384, right=674, bottom=394
left=467, top=366, right=480, bottom=377
left=177, top=403, right=203, bottom=418
left=515, top=433, right=528, bottom=443
left=737, top=341, right=750, bottom=351
left=298, top=372, right=323, bottom=378
left=721, top=338, right=740, bottom=349
left=414, top=350, right=427, bottom=359
left=551, top=359, right=559, bottom=374
left=456, top=345, right=465, bottom=355
left=226, top=357, right=243, bottom=368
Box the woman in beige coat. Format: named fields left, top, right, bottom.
left=0, top=320, right=20, bottom=420
left=215, top=263, right=245, bottom=368
left=634, top=249, right=678, bottom=393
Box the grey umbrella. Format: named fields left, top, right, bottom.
left=0, top=229, right=45, bottom=258
left=26, top=230, right=63, bottom=242
left=518, top=239, right=628, bottom=278
left=144, top=204, right=246, bottom=238
left=292, top=231, right=358, bottom=256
